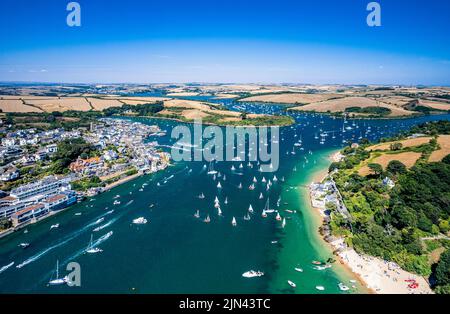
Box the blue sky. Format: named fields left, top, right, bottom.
left=1, top=0, right=449, bottom=84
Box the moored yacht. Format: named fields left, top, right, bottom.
left=287, top=280, right=296, bottom=288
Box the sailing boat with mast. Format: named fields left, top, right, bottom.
left=48, top=260, right=67, bottom=286
left=207, top=161, right=218, bottom=175
left=264, top=198, right=275, bottom=213
left=86, top=234, right=103, bottom=254
left=231, top=217, right=237, bottom=226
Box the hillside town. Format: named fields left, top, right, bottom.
left=0, top=118, right=170, bottom=233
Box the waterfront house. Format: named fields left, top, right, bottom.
left=10, top=175, right=72, bottom=201
left=11, top=204, right=48, bottom=227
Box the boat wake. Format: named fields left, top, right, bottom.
left=93, top=219, right=116, bottom=232
left=0, top=262, right=14, bottom=274
left=15, top=212, right=117, bottom=269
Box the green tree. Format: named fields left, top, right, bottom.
left=368, top=163, right=383, bottom=177
left=387, top=160, right=407, bottom=175
left=390, top=142, right=403, bottom=151
left=435, top=250, right=450, bottom=286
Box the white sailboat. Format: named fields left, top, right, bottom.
left=207, top=161, right=218, bottom=175
left=264, top=198, right=275, bottom=213
left=248, top=204, right=254, bottom=213
left=259, top=193, right=263, bottom=199
left=198, top=193, right=205, bottom=199
left=261, top=209, right=267, bottom=218
left=231, top=217, right=237, bottom=226
left=282, top=218, right=286, bottom=228
left=204, top=215, right=211, bottom=223
left=194, top=210, right=200, bottom=218
left=48, top=260, right=67, bottom=286
left=244, top=213, right=251, bottom=221
left=217, top=207, right=222, bottom=216
left=275, top=212, right=282, bottom=221
left=224, top=197, right=228, bottom=205
left=238, top=183, right=243, bottom=189
left=86, top=234, right=103, bottom=254
left=231, top=165, right=236, bottom=171
left=217, top=182, right=222, bottom=189
left=252, top=177, right=257, bottom=183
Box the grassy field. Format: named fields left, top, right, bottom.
left=429, top=135, right=450, bottom=162
left=366, top=137, right=433, bottom=151
left=358, top=151, right=423, bottom=176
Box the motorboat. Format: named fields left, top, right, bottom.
left=132, top=217, right=148, bottom=224
left=242, top=270, right=264, bottom=278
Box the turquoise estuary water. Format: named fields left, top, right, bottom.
left=0, top=97, right=449, bottom=294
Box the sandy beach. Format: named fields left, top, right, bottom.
left=307, top=151, right=434, bottom=294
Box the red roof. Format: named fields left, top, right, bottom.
left=44, top=194, right=66, bottom=203
left=13, top=204, right=45, bottom=217
left=0, top=196, right=17, bottom=202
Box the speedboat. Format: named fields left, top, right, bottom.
left=94, top=217, right=105, bottom=225
left=18, top=243, right=30, bottom=249
left=288, top=280, right=296, bottom=288
left=132, top=217, right=148, bottom=225
left=50, top=224, right=59, bottom=230
left=294, top=267, right=303, bottom=272
left=316, top=286, right=325, bottom=291
left=242, top=270, right=264, bottom=278
left=86, top=247, right=103, bottom=254
left=113, top=200, right=121, bottom=205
